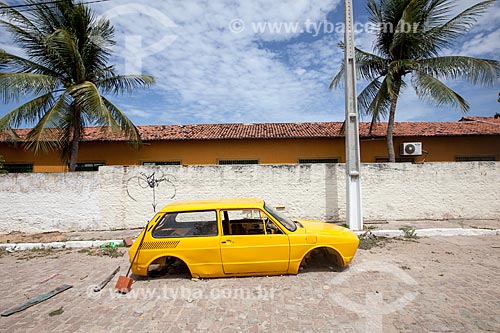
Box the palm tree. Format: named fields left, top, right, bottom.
left=0, top=0, right=154, bottom=171
left=331, top=0, right=500, bottom=162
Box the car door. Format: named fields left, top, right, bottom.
left=149, top=210, right=223, bottom=276
left=219, top=209, right=289, bottom=274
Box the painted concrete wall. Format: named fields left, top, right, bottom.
left=0, top=162, right=498, bottom=233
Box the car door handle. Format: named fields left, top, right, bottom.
left=221, top=240, right=232, bottom=244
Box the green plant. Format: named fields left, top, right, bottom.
left=399, top=227, right=418, bottom=239
left=100, top=247, right=124, bottom=258
left=363, top=224, right=377, bottom=230
left=358, top=232, right=389, bottom=250
left=79, top=247, right=123, bottom=258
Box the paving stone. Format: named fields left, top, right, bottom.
left=0, top=235, right=499, bottom=332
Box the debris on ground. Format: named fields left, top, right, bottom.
left=48, top=307, right=64, bottom=317
left=1, top=284, right=73, bottom=317
left=78, top=247, right=124, bottom=258
left=38, top=273, right=59, bottom=284
left=123, top=237, right=134, bottom=247
left=100, top=242, right=119, bottom=248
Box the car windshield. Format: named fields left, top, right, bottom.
left=264, top=204, right=297, bottom=232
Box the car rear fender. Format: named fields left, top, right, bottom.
left=147, top=253, right=191, bottom=269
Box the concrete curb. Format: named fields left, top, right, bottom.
left=0, top=239, right=124, bottom=252
left=354, top=228, right=500, bottom=237
left=0, top=228, right=499, bottom=252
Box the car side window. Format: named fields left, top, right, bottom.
left=152, top=211, right=218, bottom=238
left=222, top=209, right=283, bottom=235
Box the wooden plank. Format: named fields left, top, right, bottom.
left=1, top=284, right=73, bottom=317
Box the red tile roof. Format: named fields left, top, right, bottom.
left=459, top=116, right=500, bottom=125
left=2, top=117, right=499, bottom=142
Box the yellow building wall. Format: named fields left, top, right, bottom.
left=1, top=135, right=498, bottom=172
left=75, top=138, right=345, bottom=165
left=361, top=136, right=500, bottom=162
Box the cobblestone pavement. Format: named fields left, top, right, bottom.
left=0, top=235, right=499, bottom=332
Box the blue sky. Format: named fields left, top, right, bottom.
left=1, top=0, right=499, bottom=126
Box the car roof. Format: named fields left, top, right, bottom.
left=159, top=198, right=265, bottom=213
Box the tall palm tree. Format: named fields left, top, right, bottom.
left=0, top=0, right=154, bottom=171
left=331, top=0, right=500, bottom=162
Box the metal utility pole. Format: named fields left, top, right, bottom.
left=343, top=0, right=363, bottom=230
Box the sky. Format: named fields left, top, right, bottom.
left=0, top=0, right=499, bottom=126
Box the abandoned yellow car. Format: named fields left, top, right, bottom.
left=128, top=198, right=359, bottom=278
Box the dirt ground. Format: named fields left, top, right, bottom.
left=0, top=229, right=142, bottom=244
left=0, top=234, right=499, bottom=332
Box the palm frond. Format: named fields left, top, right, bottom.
left=418, top=56, right=500, bottom=86
left=329, top=65, right=344, bottom=90
left=0, top=50, right=60, bottom=76
left=0, top=2, right=42, bottom=36
left=355, top=47, right=388, bottom=80
left=102, top=97, right=142, bottom=148
left=412, top=70, right=469, bottom=112
left=358, top=76, right=384, bottom=114
left=82, top=17, right=114, bottom=73
left=96, top=74, right=155, bottom=95
left=426, top=0, right=495, bottom=50
left=45, top=28, right=86, bottom=82
left=24, top=92, right=70, bottom=153
left=68, top=81, right=118, bottom=128
left=330, top=45, right=387, bottom=89
left=364, top=77, right=391, bottom=132
left=0, top=92, right=55, bottom=128
left=0, top=72, right=60, bottom=102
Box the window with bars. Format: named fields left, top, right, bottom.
left=4, top=164, right=33, bottom=173
left=375, top=157, right=415, bottom=163
left=299, top=158, right=339, bottom=164
left=455, top=155, right=496, bottom=162
left=142, top=161, right=181, bottom=166
left=218, top=159, right=259, bottom=165
left=75, top=162, right=104, bottom=171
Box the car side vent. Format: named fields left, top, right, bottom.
left=141, top=240, right=180, bottom=250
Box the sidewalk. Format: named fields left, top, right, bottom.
left=363, top=219, right=500, bottom=230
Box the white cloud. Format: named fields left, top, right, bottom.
left=90, top=0, right=344, bottom=124
left=457, top=30, right=500, bottom=57
left=1, top=0, right=497, bottom=126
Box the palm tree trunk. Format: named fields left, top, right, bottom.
left=386, top=87, right=400, bottom=163
left=68, top=107, right=81, bottom=172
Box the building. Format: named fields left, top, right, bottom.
left=0, top=116, right=499, bottom=173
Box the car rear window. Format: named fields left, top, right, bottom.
left=152, top=210, right=218, bottom=238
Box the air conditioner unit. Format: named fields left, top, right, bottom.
left=401, top=142, right=422, bottom=156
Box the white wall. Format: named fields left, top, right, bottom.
left=0, top=162, right=498, bottom=233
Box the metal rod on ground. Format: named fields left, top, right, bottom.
left=94, top=266, right=120, bottom=292
left=343, top=0, right=363, bottom=231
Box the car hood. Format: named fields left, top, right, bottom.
left=295, top=220, right=350, bottom=234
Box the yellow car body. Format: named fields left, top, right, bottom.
left=129, top=198, right=359, bottom=278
